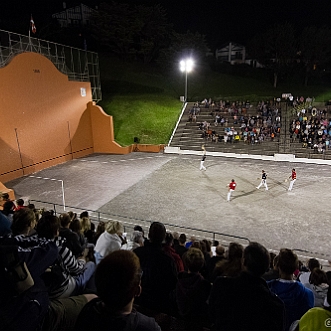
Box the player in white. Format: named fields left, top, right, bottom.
left=200, top=145, right=207, bottom=171
left=256, top=170, right=268, bottom=190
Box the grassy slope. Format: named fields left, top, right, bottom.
left=98, top=54, right=331, bottom=146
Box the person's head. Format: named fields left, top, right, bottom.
left=27, top=203, right=36, bottom=211
left=95, top=250, right=142, bottom=312
left=179, top=233, right=187, bottom=245
left=59, top=213, right=71, bottom=228
left=133, top=225, right=144, bottom=238
left=96, top=221, right=106, bottom=235
left=292, top=168, right=295, bottom=172
left=309, top=268, right=328, bottom=286
left=307, top=258, right=320, bottom=271
left=11, top=208, right=36, bottom=236
left=191, top=240, right=202, bottom=250
left=277, top=248, right=298, bottom=275
left=216, top=245, right=225, bottom=256
left=227, top=242, right=244, bottom=261
left=16, top=199, right=24, bottom=207
left=36, top=211, right=60, bottom=239
left=231, top=179, right=235, bottom=183
left=148, top=222, right=166, bottom=244
left=67, top=211, right=77, bottom=221
left=243, top=242, right=270, bottom=277
left=79, top=211, right=89, bottom=219
left=70, top=218, right=82, bottom=234
left=3, top=200, right=15, bottom=213
left=262, top=170, right=265, bottom=173
left=105, top=220, right=124, bottom=236
left=173, top=231, right=179, bottom=240
left=165, top=232, right=174, bottom=246
left=80, top=217, right=91, bottom=232
left=2, top=193, right=9, bottom=201
left=184, top=247, right=205, bottom=273
left=131, top=231, right=144, bottom=246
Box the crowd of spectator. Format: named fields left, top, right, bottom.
left=191, top=99, right=282, bottom=145
left=1, top=194, right=331, bottom=331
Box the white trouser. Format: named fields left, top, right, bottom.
left=288, top=179, right=296, bottom=191
left=257, top=179, right=268, bottom=190
left=227, top=189, right=234, bottom=201
left=200, top=161, right=206, bottom=170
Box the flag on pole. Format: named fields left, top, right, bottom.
left=30, top=15, right=36, bottom=34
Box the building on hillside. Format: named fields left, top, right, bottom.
left=52, top=3, right=97, bottom=28
left=215, top=42, right=263, bottom=68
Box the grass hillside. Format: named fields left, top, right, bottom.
left=98, top=54, right=331, bottom=146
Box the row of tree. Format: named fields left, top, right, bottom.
left=247, top=23, right=331, bottom=87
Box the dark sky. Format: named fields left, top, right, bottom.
left=1, top=0, right=331, bottom=48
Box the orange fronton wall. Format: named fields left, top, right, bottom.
left=0, top=52, right=164, bottom=186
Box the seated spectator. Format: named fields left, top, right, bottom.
left=129, top=230, right=144, bottom=250
left=206, top=244, right=225, bottom=282
left=37, top=211, right=96, bottom=299
left=175, top=233, right=188, bottom=258
left=298, top=258, right=321, bottom=284
left=163, top=232, right=184, bottom=273
left=209, top=242, right=285, bottom=331
left=94, top=220, right=124, bottom=264
left=263, top=254, right=280, bottom=281
left=93, top=221, right=106, bottom=244
left=176, top=247, right=211, bottom=328
left=292, top=285, right=331, bottom=331
left=11, top=208, right=36, bottom=236
left=70, top=218, right=87, bottom=254
left=212, top=242, right=244, bottom=280
left=303, top=268, right=329, bottom=307
left=0, top=192, right=10, bottom=210
left=74, top=250, right=161, bottom=331
left=0, top=210, right=11, bottom=236
left=59, top=213, right=86, bottom=258
left=15, top=198, right=26, bottom=211
left=268, top=248, right=314, bottom=330
left=185, top=235, right=196, bottom=248
left=80, top=214, right=95, bottom=244
left=134, top=222, right=177, bottom=314
left=0, top=233, right=96, bottom=331
left=1, top=200, right=15, bottom=221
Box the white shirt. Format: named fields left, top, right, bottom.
left=95, top=231, right=122, bottom=257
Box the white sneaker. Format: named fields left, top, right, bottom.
left=256, top=187, right=259, bottom=189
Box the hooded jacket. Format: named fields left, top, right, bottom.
left=268, top=279, right=314, bottom=330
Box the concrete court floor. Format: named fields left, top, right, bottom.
left=6, top=152, right=331, bottom=261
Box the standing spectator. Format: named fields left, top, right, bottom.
left=74, top=250, right=161, bottom=331
left=268, top=248, right=314, bottom=330
left=94, top=220, right=124, bottom=264
left=80, top=215, right=94, bottom=244
left=134, top=222, right=177, bottom=314
left=206, top=244, right=225, bottom=282
left=163, top=232, right=184, bottom=273
left=175, top=233, right=188, bottom=258
left=303, top=268, right=329, bottom=307
left=209, top=242, right=285, bottom=331
left=176, top=248, right=212, bottom=328
left=227, top=179, right=237, bottom=201
left=298, top=258, right=321, bottom=284
left=212, top=242, right=244, bottom=281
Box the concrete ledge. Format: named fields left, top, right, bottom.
left=166, top=147, right=331, bottom=166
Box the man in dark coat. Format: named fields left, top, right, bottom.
left=209, top=242, right=285, bottom=331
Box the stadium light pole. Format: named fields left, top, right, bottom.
left=180, top=58, right=194, bottom=102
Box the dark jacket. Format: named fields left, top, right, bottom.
left=59, top=228, right=85, bottom=257
left=74, top=298, right=161, bottom=331
left=209, top=272, right=285, bottom=331
left=176, top=271, right=211, bottom=326
left=134, top=243, right=178, bottom=313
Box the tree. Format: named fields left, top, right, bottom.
left=248, top=23, right=297, bottom=88
left=298, top=26, right=331, bottom=86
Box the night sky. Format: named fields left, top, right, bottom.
left=1, top=0, right=331, bottom=49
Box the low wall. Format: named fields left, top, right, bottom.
left=164, top=146, right=331, bottom=166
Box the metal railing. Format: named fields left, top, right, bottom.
left=28, top=199, right=250, bottom=247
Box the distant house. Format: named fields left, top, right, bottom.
left=52, top=3, right=97, bottom=28
left=215, top=42, right=263, bottom=68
